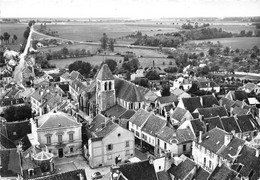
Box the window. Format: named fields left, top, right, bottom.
left=107, top=144, right=113, bottom=151
left=107, top=154, right=112, bottom=160
left=47, top=136, right=51, bottom=144
left=109, top=82, right=112, bottom=90
left=142, top=134, right=147, bottom=141
left=249, top=170, right=254, bottom=179
left=49, top=149, right=52, bottom=153
left=70, top=147, right=74, bottom=153
left=164, top=142, right=167, bottom=150
left=131, top=129, right=135, bottom=133
left=204, top=157, right=206, bottom=166
left=126, top=141, right=130, bottom=147
left=69, top=134, right=73, bottom=141
left=104, top=82, right=107, bottom=90
left=157, top=139, right=160, bottom=146
left=236, top=165, right=242, bottom=173
left=13, top=132, right=16, bottom=135
left=125, top=150, right=130, bottom=156
left=136, top=131, right=140, bottom=137
left=58, top=135, right=62, bottom=143
left=183, top=144, right=186, bottom=152
left=209, top=160, right=212, bottom=169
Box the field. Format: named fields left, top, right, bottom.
left=189, top=37, right=260, bottom=49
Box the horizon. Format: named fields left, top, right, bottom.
left=1, top=0, right=260, bottom=19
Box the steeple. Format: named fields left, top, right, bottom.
left=96, top=64, right=114, bottom=81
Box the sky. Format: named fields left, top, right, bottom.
left=1, top=0, right=260, bottom=19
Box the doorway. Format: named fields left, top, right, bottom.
left=58, top=148, right=63, bottom=158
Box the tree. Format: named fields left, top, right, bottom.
left=145, top=70, right=160, bottom=80
left=100, top=33, right=108, bottom=50
left=3, top=32, right=10, bottom=44
left=251, top=53, right=257, bottom=59
left=68, top=61, right=92, bottom=78
left=4, top=105, right=32, bottom=122
left=135, top=78, right=149, bottom=88
left=108, top=39, right=115, bottom=52
left=199, top=52, right=205, bottom=57
left=161, top=84, right=171, bottom=96
left=235, top=48, right=240, bottom=54
left=208, top=48, right=215, bottom=56
left=61, top=47, right=69, bottom=57
left=164, top=67, right=178, bottom=73
left=122, top=58, right=140, bottom=73
left=223, top=47, right=230, bottom=56
left=240, top=30, right=246, bottom=37
left=232, top=57, right=240, bottom=63
left=102, top=59, right=117, bottom=72
left=246, top=31, right=253, bottom=37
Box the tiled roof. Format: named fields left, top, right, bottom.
left=104, top=104, right=126, bottom=118
left=129, top=109, right=150, bottom=127
left=70, top=79, right=87, bottom=93
left=201, top=95, right=219, bottom=107
left=15, top=135, right=32, bottom=151
left=232, top=145, right=260, bottom=179
left=196, top=106, right=228, bottom=118
left=37, top=111, right=80, bottom=129
left=168, top=156, right=196, bottom=179
left=193, top=167, right=210, bottom=180
left=60, top=72, right=70, bottom=80
left=33, top=169, right=87, bottom=180
left=176, top=128, right=195, bottom=144
left=115, top=77, right=148, bottom=102
left=90, top=114, right=108, bottom=132
left=157, top=171, right=171, bottom=180
left=181, top=97, right=202, bottom=113
left=94, top=121, right=118, bottom=138
left=243, top=82, right=257, bottom=91
left=236, top=114, right=257, bottom=132
left=96, top=64, right=114, bottom=81
left=156, top=126, right=176, bottom=143
left=190, top=119, right=206, bottom=137
left=119, top=160, right=158, bottom=180
left=171, top=107, right=188, bottom=122
left=226, top=90, right=248, bottom=101
left=220, top=97, right=236, bottom=112
left=220, top=117, right=241, bottom=133
left=203, top=116, right=224, bottom=131
left=6, top=120, right=31, bottom=141
left=0, top=149, right=21, bottom=177
left=119, top=109, right=136, bottom=119
left=232, top=106, right=248, bottom=116
left=69, top=70, right=84, bottom=81
left=164, top=104, right=174, bottom=112
left=142, top=114, right=166, bottom=136
left=58, top=83, right=69, bottom=92
left=157, top=95, right=178, bottom=104
left=218, top=137, right=245, bottom=162
left=198, top=127, right=227, bottom=154
left=144, top=90, right=158, bottom=102
left=0, top=133, right=16, bottom=149
left=209, top=165, right=238, bottom=180
left=0, top=97, right=24, bottom=106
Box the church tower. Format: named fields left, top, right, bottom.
left=96, top=64, right=116, bottom=112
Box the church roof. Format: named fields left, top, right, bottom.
left=96, top=64, right=114, bottom=81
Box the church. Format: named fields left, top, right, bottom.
left=78, top=64, right=149, bottom=118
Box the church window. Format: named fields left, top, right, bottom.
left=109, top=81, right=112, bottom=90
left=104, top=82, right=107, bottom=90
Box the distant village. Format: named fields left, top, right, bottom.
left=1, top=24, right=260, bottom=180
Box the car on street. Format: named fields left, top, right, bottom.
left=91, top=172, right=103, bottom=180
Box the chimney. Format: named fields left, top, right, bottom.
left=200, top=96, right=203, bottom=106
left=198, top=131, right=203, bottom=143
left=77, top=173, right=85, bottom=180
left=224, top=133, right=232, bottom=146
left=166, top=114, right=174, bottom=128
left=199, top=114, right=204, bottom=122
left=230, top=107, right=234, bottom=116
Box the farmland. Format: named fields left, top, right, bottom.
left=189, top=37, right=260, bottom=49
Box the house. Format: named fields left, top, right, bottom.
left=242, top=82, right=260, bottom=95
left=87, top=121, right=135, bottom=168
left=193, top=80, right=220, bottom=93
left=208, top=164, right=239, bottom=180
left=155, top=95, right=178, bottom=117
left=155, top=126, right=194, bottom=157
left=170, top=88, right=191, bottom=100
left=177, top=95, right=219, bottom=113
left=193, top=106, right=228, bottom=119
left=32, top=111, right=82, bottom=158
left=130, top=68, right=145, bottom=81
left=170, top=107, right=193, bottom=125
left=110, top=158, right=159, bottom=180
left=225, top=90, right=248, bottom=102
left=172, top=77, right=192, bottom=91
left=179, top=118, right=206, bottom=137
left=5, top=119, right=31, bottom=141
left=192, top=127, right=246, bottom=172
left=118, top=109, right=136, bottom=129
left=32, top=169, right=87, bottom=180
left=128, top=109, right=151, bottom=146
left=231, top=145, right=260, bottom=179
left=0, top=97, right=25, bottom=115
left=141, top=113, right=166, bottom=154
left=167, top=155, right=197, bottom=180
left=69, top=79, right=87, bottom=102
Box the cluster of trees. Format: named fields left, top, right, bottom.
left=239, top=30, right=253, bottom=37
left=0, top=33, right=17, bottom=44
left=37, top=23, right=59, bottom=37
left=184, top=28, right=233, bottom=40
left=4, top=105, right=32, bottom=122
left=46, top=47, right=91, bottom=60
left=132, top=35, right=183, bottom=47
left=68, top=60, right=92, bottom=78
left=100, top=33, right=116, bottom=51
left=35, top=53, right=56, bottom=69
left=181, top=23, right=210, bottom=29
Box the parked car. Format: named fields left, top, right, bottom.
left=91, top=172, right=103, bottom=180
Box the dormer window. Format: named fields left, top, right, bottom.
left=109, top=81, right=112, bottom=90
left=104, top=82, right=107, bottom=91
